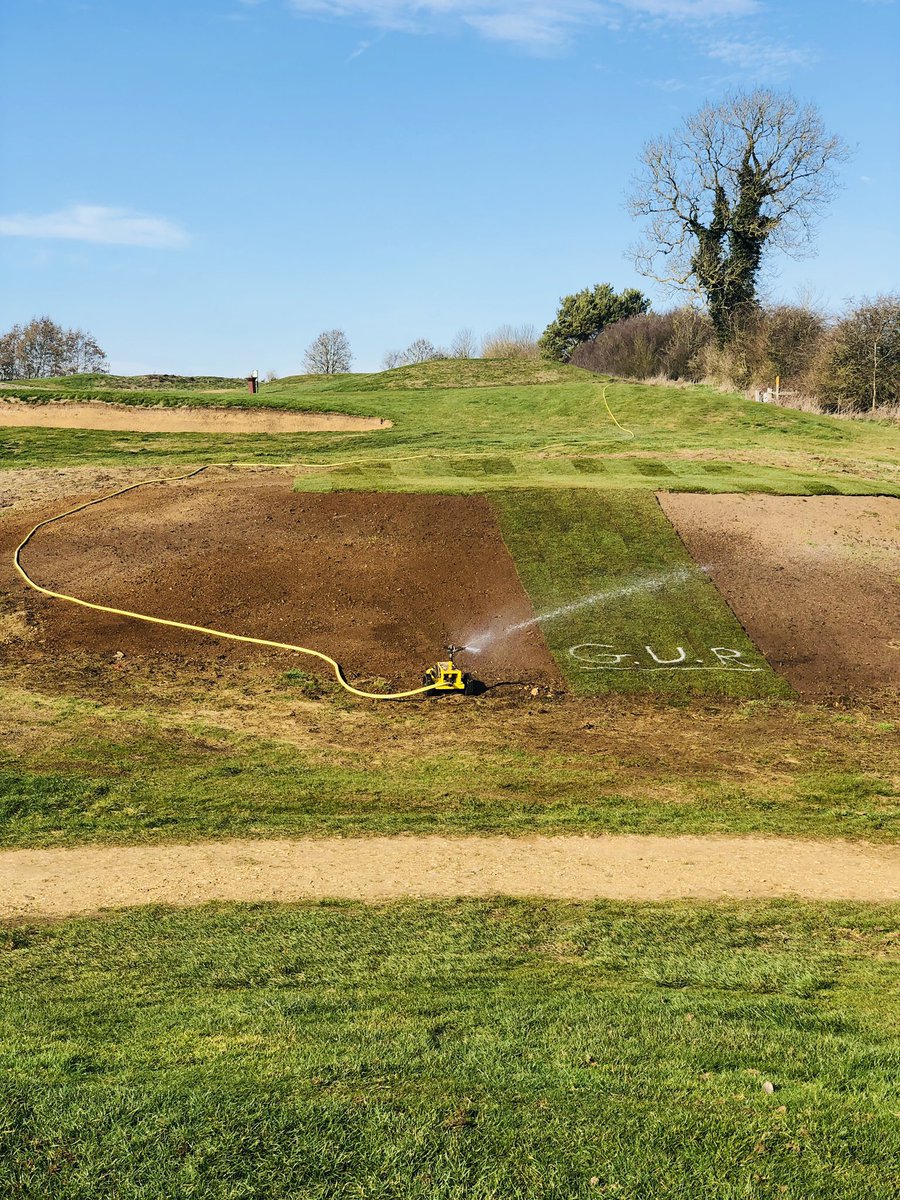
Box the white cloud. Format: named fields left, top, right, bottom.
left=0, top=205, right=189, bottom=248
left=706, top=35, right=818, bottom=76
left=287, top=0, right=760, bottom=49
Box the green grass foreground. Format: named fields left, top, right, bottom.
left=2, top=900, right=898, bottom=1198
left=2, top=362, right=898, bottom=495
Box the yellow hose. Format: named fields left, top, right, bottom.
left=12, top=466, right=434, bottom=701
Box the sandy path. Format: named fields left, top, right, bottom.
left=3, top=835, right=899, bottom=919
left=0, top=400, right=388, bottom=434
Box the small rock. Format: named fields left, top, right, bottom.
left=762, top=1080, right=775, bottom=1095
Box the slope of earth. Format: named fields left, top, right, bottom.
left=659, top=494, right=900, bottom=699
left=3, top=473, right=559, bottom=688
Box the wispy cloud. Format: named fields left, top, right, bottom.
left=0, top=205, right=189, bottom=248
left=287, top=1, right=760, bottom=50
left=706, top=35, right=818, bottom=77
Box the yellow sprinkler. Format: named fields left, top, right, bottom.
left=422, top=645, right=484, bottom=696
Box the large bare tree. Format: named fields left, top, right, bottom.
left=628, top=89, right=848, bottom=340
left=303, top=329, right=352, bottom=375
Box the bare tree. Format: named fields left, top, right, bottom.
left=0, top=316, right=108, bottom=379
left=404, top=338, right=442, bottom=363
left=482, top=323, right=539, bottom=359
left=628, top=89, right=848, bottom=340
left=450, top=328, right=478, bottom=359
left=383, top=339, right=444, bottom=368
left=303, top=329, right=352, bottom=375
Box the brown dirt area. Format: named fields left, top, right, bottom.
left=0, top=399, right=388, bottom=434
left=1, top=471, right=560, bottom=688
left=3, top=835, right=898, bottom=919
left=659, top=493, right=900, bottom=699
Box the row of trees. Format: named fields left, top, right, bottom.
left=568, top=296, right=900, bottom=413
left=0, top=316, right=108, bottom=380
left=301, top=325, right=549, bottom=376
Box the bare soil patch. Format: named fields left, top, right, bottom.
left=659, top=494, right=900, bottom=699
left=3, top=835, right=898, bottom=919
left=0, top=400, right=388, bottom=434
left=3, top=473, right=560, bottom=687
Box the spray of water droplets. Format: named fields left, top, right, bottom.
left=463, top=565, right=703, bottom=654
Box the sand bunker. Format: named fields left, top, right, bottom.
left=660, top=493, right=900, bottom=698
left=0, top=400, right=388, bottom=435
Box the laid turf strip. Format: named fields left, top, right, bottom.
left=492, top=489, right=791, bottom=698
left=2, top=901, right=898, bottom=1199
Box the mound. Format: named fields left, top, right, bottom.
left=5, top=476, right=560, bottom=688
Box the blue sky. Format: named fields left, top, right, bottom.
left=1, top=0, right=897, bottom=374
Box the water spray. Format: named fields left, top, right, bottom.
left=463, top=565, right=703, bottom=655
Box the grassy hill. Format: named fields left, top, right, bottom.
left=1, top=360, right=898, bottom=495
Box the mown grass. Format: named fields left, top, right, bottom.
left=1, top=689, right=897, bottom=847
left=2, top=900, right=898, bottom=1198
left=2, top=362, right=898, bottom=495
left=492, top=490, right=790, bottom=698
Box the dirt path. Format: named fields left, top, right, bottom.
left=660, top=493, right=900, bottom=698
left=4, top=835, right=899, bottom=919
left=0, top=400, right=388, bottom=434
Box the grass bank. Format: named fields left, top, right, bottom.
left=1, top=686, right=897, bottom=847
left=2, top=363, right=898, bottom=495
left=2, top=900, right=898, bottom=1198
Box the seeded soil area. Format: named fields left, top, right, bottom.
left=4, top=835, right=899, bottom=919
left=2, top=472, right=560, bottom=688
left=659, top=493, right=900, bottom=700
left=0, top=400, right=387, bottom=434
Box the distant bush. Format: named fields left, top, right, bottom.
left=695, top=305, right=827, bottom=389
left=0, top=316, right=108, bottom=380
left=481, top=324, right=539, bottom=360
left=808, top=295, right=900, bottom=412
left=571, top=309, right=713, bottom=380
